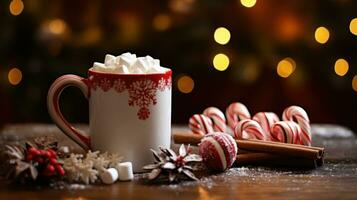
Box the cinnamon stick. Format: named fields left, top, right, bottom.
left=173, top=132, right=202, bottom=145
left=236, top=139, right=324, bottom=160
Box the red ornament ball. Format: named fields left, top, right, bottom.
left=199, top=132, right=238, bottom=171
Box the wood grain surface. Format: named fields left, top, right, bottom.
left=0, top=124, right=356, bottom=200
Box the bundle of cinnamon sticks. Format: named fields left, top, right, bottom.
left=173, top=132, right=325, bottom=168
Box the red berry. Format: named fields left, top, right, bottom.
left=46, top=164, right=55, bottom=173
left=26, top=154, right=33, bottom=161
left=39, top=150, right=46, bottom=156
left=55, top=165, right=65, bottom=176
left=28, top=147, right=40, bottom=156
left=36, top=157, right=44, bottom=164
left=49, top=158, right=58, bottom=165
left=47, top=149, right=57, bottom=158
left=45, top=151, right=52, bottom=158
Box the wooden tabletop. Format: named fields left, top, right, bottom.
left=0, top=124, right=356, bottom=200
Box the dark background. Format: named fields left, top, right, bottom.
left=0, top=0, right=356, bottom=132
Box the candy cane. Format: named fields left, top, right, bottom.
left=271, top=121, right=302, bottom=144
left=252, top=112, right=279, bottom=140
left=234, top=119, right=266, bottom=140
left=282, top=106, right=311, bottom=146
left=189, top=114, right=214, bottom=136
left=203, top=107, right=227, bottom=132
left=225, top=102, right=251, bottom=130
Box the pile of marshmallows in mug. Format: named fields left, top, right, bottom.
left=92, top=52, right=168, bottom=74
left=189, top=102, right=312, bottom=146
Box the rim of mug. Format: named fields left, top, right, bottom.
left=88, top=67, right=172, bottom=77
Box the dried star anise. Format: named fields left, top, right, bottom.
left=143, top=144, right=202, bottom=182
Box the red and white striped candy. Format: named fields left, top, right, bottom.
left=252, top=112, right=279, bottom=140
left=225, top=102, right=251, bottom=130
left=203, top=107, right=227, bottom=132
left=282, top=106, right=311, bottom=146
left=199, top=132, right=238, bottom=171
left=234, top=119, right=267, bottom=140
left=271, top=121, right=302, bottom=144
left=189, top=114, right=214, bottom=136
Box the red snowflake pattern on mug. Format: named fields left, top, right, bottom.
left=128, top=79, right=157, bottom=120
left=166, top=77, right=172, bottom=90
left=88, top=69, right=171, bottom=120
left=157, top=78, right=166, bottom=92
left=113, top=79, right=126, bottom=93
left=99, top=78, right=112, bottom=91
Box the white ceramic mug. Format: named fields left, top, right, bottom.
left=47, top=69, right=172, bottom=172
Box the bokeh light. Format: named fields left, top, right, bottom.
left=214, top=27, right=231, bottom=45
left=334, top=58, right=349, bottom=77
left=153, top=14, right=172, bottom=31
left=177, top=75, right=194, bottom=94
left=277, top=57, right=296, bottom=78
left=48, top=19, right=67, bottom=35
left=9, top=0, right=24, bottom=16
left=350, top=18, right=357, bottom=36
left=314, top=26, right=330, bottom=44
left=240, top=0, right=257, bottom=8
left=352, top=75, right=357, bottom=92
left=241, top=61, right=260, bottom=83
left=213, top=53, right=230, bottom=71
left=8, top=68, right=23, bottom=85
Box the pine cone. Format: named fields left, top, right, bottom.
left=143, top=144, right=202, bottom=183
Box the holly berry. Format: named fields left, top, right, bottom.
left=37, top=157, right=45, bottom=164
left=55, top=164, right=65, bottom=176
left=26, top=154, right=33, bottom=161
left=39, top=150, right=47, bottom=156
left=24, top=146, right=65, bottom=178
left=28, top=147, right=40, bottom=156
left=49, top=158, right=58, bottom=165
left=42, top=164, right=55, bottom=176
left=47, top=149, right=57, bottom=158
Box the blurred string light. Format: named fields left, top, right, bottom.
left=277, top=57, right=296, bottom=78
left=314, top=26, right=330, bottom=44
left=8, top=68, right=22, bottom=86
left=9, top=0, right=24, bottom=16
left=240, top=0, right=257, bottom=8
left=48, top=19, right=67, bottom=35
left=334, top=58, right=349, bottom=76
left=152, top=14, right=172, bottom=31
left=350, top=18, right=357, bottom=36
left=118, top=14, right=141, bottom=44
left=213, top=53, right=230, bottom=71
left=177, top=75, right=194, bottom=94
left=214, top=27, right=231, bottom=45
left=169, top=0, right=195, bottom=13
left=240, top=60, right=260, bottom=83
left=276, top=14, right=302, bottom=41
left=352, top=75, right=357, bottom=92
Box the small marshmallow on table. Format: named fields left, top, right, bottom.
left=117, top=162, right=134, bottom=181
left=100, top=168, right=119, bottom=184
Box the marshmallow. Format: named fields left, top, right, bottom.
left=114, top=65, right=129, bottom=74
left=118, top=52, right=137, bottom=67
left=91, top=52, right=167, bottom=74
left=99, top=168, right=119, bottom=184
left=92, top=62, right=108, bottom=72
left=117, top=162, right=134, bottom=181
left=104, top=54, right=116, bottom=67
left=131, top=57, right=150, bottom=72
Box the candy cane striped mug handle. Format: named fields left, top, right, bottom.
left=47, top=74, right=91, bottom=150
